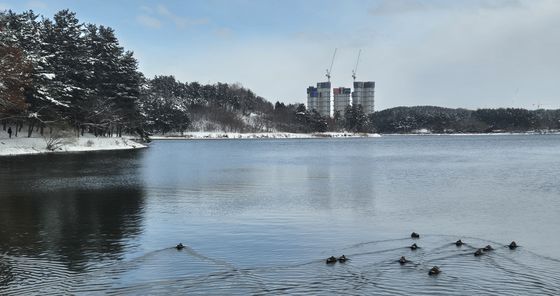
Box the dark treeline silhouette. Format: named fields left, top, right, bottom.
left=2, top=10, right=559, bottom=137
left=371, top=106, right=560, bottom=133
left=334, top=105, right=560, bottom=134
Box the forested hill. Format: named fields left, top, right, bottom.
left=1, top=9, right=559, bottom=138
left=372, top=106, right=560, bottom=133
left=0, top=10, right=280, bottom=137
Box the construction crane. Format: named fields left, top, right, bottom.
left=325, top=48, right=337, bottom=82
left=352, top=49, right=361, bottom=82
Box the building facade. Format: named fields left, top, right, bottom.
left=307, top=86, right=318, bottom=113
left=352, top=81, right=375, bottom=114
left=316, top=82, right=331, bottom=117
left=333, top=87, right=351, bottom=115
left=307, top=80, right=374, bottom=117
left=307, top=82, right=331, bottom=116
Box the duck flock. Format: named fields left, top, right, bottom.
left=173, top=233, right=519, bottom=277
left=322, top=232, right=519, bottom=276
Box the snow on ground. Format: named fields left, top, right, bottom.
left=386, top=131, right=560, bottom=136
left=151, top=132, right=381, bottom=140
left=0, top=132, right=146, bottom=157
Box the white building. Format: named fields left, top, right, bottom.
left=316, top=82, right=331, bottom=117
left=333, top=87, right=351, bottom=115
left=352, top=81, right=375, bottom=114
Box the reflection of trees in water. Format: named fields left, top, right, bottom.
left=0, top=151, right=146, bottom=283
left=0, top=260, right=14, bottom=287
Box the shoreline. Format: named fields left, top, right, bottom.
left=0, top=135, right=147, bottom=157
left=150, top=131, right=560, bottom=141
left=383, top=131, right=560, bottom=136
left=2, top=131, right=557, bottom=157
left=150, top=132, right=382, bottom=140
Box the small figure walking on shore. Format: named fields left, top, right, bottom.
left=7, top=127, right=12, bottom=138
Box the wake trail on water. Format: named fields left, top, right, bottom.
left=2, top=235, right=560, bottom=295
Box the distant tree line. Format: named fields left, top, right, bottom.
left=371, top=106, right=560, bottom=133
left=2, top=9, right=560, bottom=138
left=139, top=75, right=274, bottom=135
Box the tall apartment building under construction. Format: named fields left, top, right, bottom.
left=307, top=82, right=331, bottom=117
left=306, top=81, right=375, bottom=117
left=306, top=49, right=375, bottom=117
left=352, top=81, right=375, bottom=114
left=333, top=87, right=351, bottom=115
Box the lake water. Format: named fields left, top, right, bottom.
left=1, top=135, right=560, bottom=295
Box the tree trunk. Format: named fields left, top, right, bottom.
left=27, top=120, right=35, bottom=138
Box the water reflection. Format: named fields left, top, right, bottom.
left=0, top=150, right=146, bottom=285
left=2, top=136, right=560, bottom=294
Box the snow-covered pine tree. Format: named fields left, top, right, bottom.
left=46, top=10, right=90, bottom=132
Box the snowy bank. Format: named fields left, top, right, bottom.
left=150, top=132, right=381, bottom=140
left=0, top=134, right=146, bottom=157
left=384, top=131, right=560, bottom=136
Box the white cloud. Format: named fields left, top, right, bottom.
left=214, top=27, right=234, bottom=38
left=157, top=4, right=209, bottom=28
left=136, top=15, right=162, bottom=29
left=137, top=4, right=209, bottom=29
left=156, top=4, right=187, bottom=28
left=369, top=0, right=522, bottom=15
left=139, top=5, right=153, bottom=14
left=137, top=0, right=560, bottom=110
left=364, top=0, right=560, bottom=109
left=26, top=0, right=47, bottom=9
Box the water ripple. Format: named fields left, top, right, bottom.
left=2, top=235, right=560, bottom=295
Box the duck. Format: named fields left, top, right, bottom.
left=455, top=239, right=464, bottom=246
left=428, top=266, right=441, bottom=275
left=483, top=245, right=494, bottom=251
left=508, top=241, right=518, bottom=249
left=338, top=255, right=348, bottom=263
left=326, top=256, right=337, bottom=264
left=410, top=243, right=418, bottom=250
left=176, top=243, right=185, bottom=250
left=399, top=256, right=408, bottom=265
left=411, top=232, right=420, bottom=239
left=474, top=248, right=483, bottom=256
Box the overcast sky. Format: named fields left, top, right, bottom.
left=2, top=0, right=560, bottom=110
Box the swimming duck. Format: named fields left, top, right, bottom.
left=410, top=243, right=418, bottom=250
left=508, top=241, right=518, bottom=249
left=411, top=232, right=420, bottom=239
left=428, top=266, right=441, bottom=275
left=474, top=249, right=483, bottom=256
left=483, top=245, right=494, bottom=251
left=326, top=256, right=337, bottom=264
left=399, top=256, right=408, bottom=265
left=176, top=243, right=185, bottom=250
left=455, top=239, right=464, bottom=246
left=338, top=255, right=348, bottom=263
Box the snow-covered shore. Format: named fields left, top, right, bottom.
left=150, top=132, right=382, bottom=140
left=384, top=131, right=560, bottom=136
left=0, top=134, right=146, bottom=157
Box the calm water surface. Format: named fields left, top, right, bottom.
left=1, top=135, right=560, bottom=295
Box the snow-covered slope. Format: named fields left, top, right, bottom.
left=0, top=134, right=146, bottom=156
